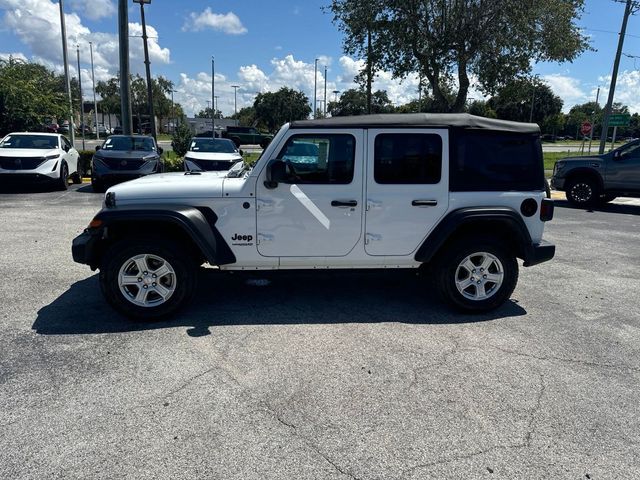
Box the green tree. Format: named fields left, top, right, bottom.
left=253, top=87, right=311, bottom=131
left=328, top=0, right=589, bottom=112
left=171, top=122, right=193, bottom=157
left=196, top=107, right=223, bottom=119
left=467, top=100, right=497, bottom=118
left=487, top=78, right=563, bottom=125
left=0, top=57, right=71, bottom=134
left=328, top=88, right=394, bottom=116
left=230, top=106, right=257, bottom=127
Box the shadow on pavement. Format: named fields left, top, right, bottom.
left=0, top=183, right=59, bottom=194
left=33, top=270, right=527, bottom=336
left=554, top=199, right=640, bottom=216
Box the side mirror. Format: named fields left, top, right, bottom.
left=63, top=145, right=70, bottom=152
left=264, top=159, right=287, bottom=189
left=157, top=146, right=164, bottom=154
left=95, top=145, right=101, bottom=151
left=239, top=149, right=244, bottom=156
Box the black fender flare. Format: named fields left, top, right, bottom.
left=78, top=204, right=235, bottom=268
left=414, top=207, right=538, bottom=265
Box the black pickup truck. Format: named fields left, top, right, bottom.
left=222, top=126, right=273, bottom=148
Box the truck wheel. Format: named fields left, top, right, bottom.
left=99, top=237, right=198, bottom=321
left=434, top=238, right=518, bottom=313
left=231, top=137, right=241, bottom=148
left=566, top=177, right=599, bottom=207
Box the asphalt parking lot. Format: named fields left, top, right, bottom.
left=1, top=184, right=639, bottom=479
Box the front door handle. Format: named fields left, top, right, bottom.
left=412, top=199, right=438, bottom=207
left=331, top=200, right=358, bottom=208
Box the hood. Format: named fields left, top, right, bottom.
left=558, top=154, right=605, bottom=163
left=96, top=149, right=159, bottom=160
left=0, top=148, right=60, bottom=158
left=107, top=171, right=227, bottom=202
left=184, top=151, right=241, bottom=161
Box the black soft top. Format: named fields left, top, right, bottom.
left=290, top=113, right=539, bottom=134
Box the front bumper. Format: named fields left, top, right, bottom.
left=0, top=172, right=58, bottom=184
left=523, top=240, right=555, bottom=267
left=72, top=229, right=102, bottom=268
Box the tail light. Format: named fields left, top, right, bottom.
left=540, top=198, right=554, bottom=222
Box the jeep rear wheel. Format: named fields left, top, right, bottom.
left=566, top=177, right=599, bottom=207
left=99, top=238, right=198, bottom=321
left=434, top=239, right=518, bottom=312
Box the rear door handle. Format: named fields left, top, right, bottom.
left=331, top=200, right=358, bottom=208
left=412, top=199, right=438, bottom=207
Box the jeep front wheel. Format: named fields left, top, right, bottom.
left=99, top=238, right=198, bottom=320
left=566, top=177, right=599, bottom=207
left=435, top=239, right=518, bottom=312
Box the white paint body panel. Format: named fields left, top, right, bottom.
left=0, top=133, right=79, bottom=178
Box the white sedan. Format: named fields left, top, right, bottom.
left=183, top=137, right=243, bottom=172
left=0, top=132, right=80, bottom=190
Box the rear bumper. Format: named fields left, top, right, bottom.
left=523, top=240, right=555, bottom=267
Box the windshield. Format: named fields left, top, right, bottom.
left=0, top=135, right=58, bottom=149
left=102, top=136, right=155, bottom=152
left=190, top=138, right=237, bottom=153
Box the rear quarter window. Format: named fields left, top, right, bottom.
left=450, top=130, right=544, bottom=191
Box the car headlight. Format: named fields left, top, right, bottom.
left=45, top=154, right=60, bottom=160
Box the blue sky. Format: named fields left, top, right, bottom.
left=1, top=0, right=640, bottom=116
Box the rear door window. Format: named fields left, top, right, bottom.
left=374, top=133, right=442, bottom=184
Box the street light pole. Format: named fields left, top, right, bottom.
left=134, top=0, right=156, bottom=141
left=89, top=41, right=99, bottom=141
left=58, top=0, right=75, bottom=144
left=170, top=89, right=176, bottom=131
left=118, top=0, right=132, bottom=135
left=76, top=45, right=85, bottom=150
left=231, top=85, right=239, bottom=115
left=600, top=0, right=634, bottom=154
left=323, top=66, right=327, bottom=117
left=211, top=56, right=215, bottom=138
left=313, top=58, right=318, bottom=118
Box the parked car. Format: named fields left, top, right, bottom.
left=58, top=123, right=71, bottom=134
left=0, top=132, right=81, bottom=190
left=112, top=126, right=123, bottom=135
left=90, top=135, right=164, bottom=193
left=72, top=113, right=555, bottom=320
left=41, top=123, right=59, bottom=133
left=221, top=126, right=273, bottom=148
left=183, top=137, right=243, bottom=172
left=551, top=138, right=640, bottom=207
left=94, top=124, right=110, bottom=136
left=76, top=124, right=92, bottom=135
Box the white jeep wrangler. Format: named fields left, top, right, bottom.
left=72, top=114, right=555, bottom=320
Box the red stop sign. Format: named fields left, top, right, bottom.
left=581, top=121, right=592, bottom=136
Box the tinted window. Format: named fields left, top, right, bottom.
left=102, top=136, right=155, bottom=152
left=618, top=141, right=640, bottom=159
left=451, top=131, right=544, bottom=191
left=190, top=138, right=237, bottom=153
left=374, top=133, right=442, bottom=184
left=277, top=134, right=355, bottom=184
left=0, top=135, right=58, bottom=149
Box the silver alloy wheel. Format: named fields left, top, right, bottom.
left=455, top=252, right=504, bottom=301
left=570, top=182, right=593, bottom=203
left=118, top=254, right=176, bottom=307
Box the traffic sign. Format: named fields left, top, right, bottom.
left=580, top=121, right=592, bottom=136
left=608, top=114, right=630, bottom=127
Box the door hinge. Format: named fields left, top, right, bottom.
left=365, top=233, right=382, bottom=244
left=257, top=233, right=274, bottom=245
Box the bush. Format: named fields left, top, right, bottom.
left=171, top=123, right=193, bottom=157
left=162, top=150, right=183, bottom=172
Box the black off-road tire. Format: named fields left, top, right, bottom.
left=99, top=237, right=198, bottom=321
left=434, top=237, right=519, bottom=313
left=566, top=177, right=600, bottom=207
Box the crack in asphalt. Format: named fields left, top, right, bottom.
left=489, top=345, right=640, bottom=374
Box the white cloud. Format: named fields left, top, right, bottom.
left=183, top=7, right=247, bottom=34
left=0, top=52, right=28, bottom=62
left=542, top=73, right=588, bottom=112
left=68, top=0, right=115, bottom=20
left=597, top=70, right=640, bottom=114
left=0, top=0, right=171, bottom=97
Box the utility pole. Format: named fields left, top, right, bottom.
left=588, top=87, right=600, bottom=153
left=118, top=0, right=132, bottom=135
left=313, top=58, right=318, bottom=118
left=134, top=0, right=156, bottom=141
left=89, top=42, right=99, bottom=141
left=58, top=0, right=75, bottom=144
left=323, top=66, right=327, bottom=117
left=76, top=45, right=85, bottom=150
left=600, top=0, right=636, bottom=154
left=211, top=56, right=215, bottom=137
left=231, top=85, right=239, bottom=115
